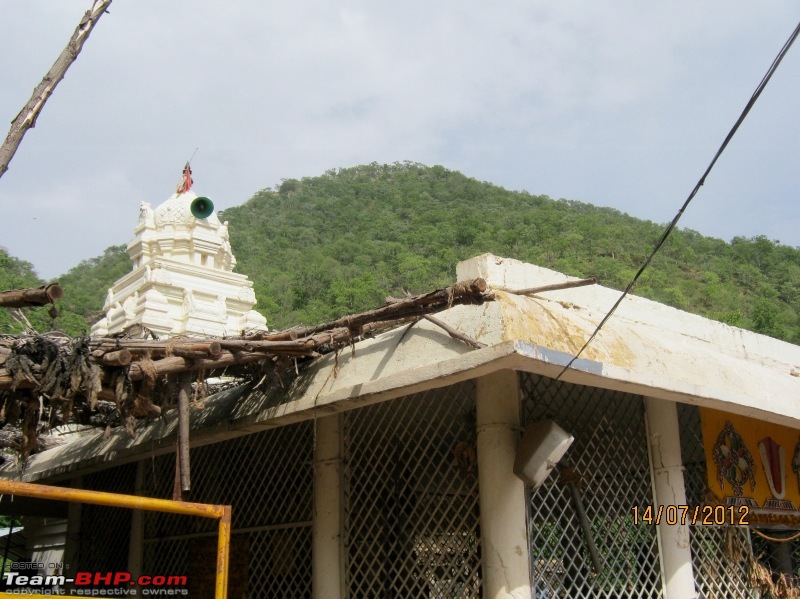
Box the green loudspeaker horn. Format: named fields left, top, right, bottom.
left=190, top=196, right=214, bottom=219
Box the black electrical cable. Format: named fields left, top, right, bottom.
left=554, top=19, right=800, bottom=382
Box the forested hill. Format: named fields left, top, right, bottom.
left=3, top=162, right=800, bottom=344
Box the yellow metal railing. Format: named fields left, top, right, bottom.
left=0, top=479, right=231, bottom=599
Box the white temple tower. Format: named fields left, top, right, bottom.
left=91, top=166, right=268, bottom=338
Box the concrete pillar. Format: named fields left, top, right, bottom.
left=476, top=370, right=531, bottom=599
left=312, top=414, right=344, bottom=599
left=644, top=397, right=697, bottom=599
left=128, top=461, right=145, bottom=579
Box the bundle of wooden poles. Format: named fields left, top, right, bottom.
left=1, top=275, right=602, bottom=499
left=0, top=279, right=491, bottom=467
left=1, top=278, right=489, bottom=392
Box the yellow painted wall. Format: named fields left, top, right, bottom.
left=701, top=407, right=800, bottom=508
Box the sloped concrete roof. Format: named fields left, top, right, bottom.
left=4, top=253, right=799, bottom=483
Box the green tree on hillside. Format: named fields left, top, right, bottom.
left=2, top=163, right=799, bottom=344
left=0, top=247, right=52, bottom=333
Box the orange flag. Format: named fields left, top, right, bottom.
left=177, top=162, right=193, bottom=193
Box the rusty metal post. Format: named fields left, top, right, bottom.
left=216, top=506, right=232, bottom=599
left=178, top=376, right=192, bottom=493
left=0, top=479, right=231, bottom=599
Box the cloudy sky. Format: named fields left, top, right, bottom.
left=1, top=1, right=798, bottom=279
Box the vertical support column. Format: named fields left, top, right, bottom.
left=476, top=370, right=531, bottom=599
left=313, top=414, right=344, bottom=599
left=644, top=397, right=697, bottom=599
left=128, top=461, right=145, bottom=580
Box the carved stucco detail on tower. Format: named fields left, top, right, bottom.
left=153, top=201, right=193, bottom=227
left=237, top=287, right=256, bottom=303
left=150, top=267, right=172, bottom=285
left=216, top=296, right=228, bottom=320
left=182, top=289, right=196, bottom=317
left=123, top=293, right=138, bottom=319
left=137, top=202, right=155, bottom=229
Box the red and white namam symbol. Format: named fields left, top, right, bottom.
left=758, top=436, right=786, bottom=499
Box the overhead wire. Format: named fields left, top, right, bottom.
left=553, top=19, right=800, bottom=382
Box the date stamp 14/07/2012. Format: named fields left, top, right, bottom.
left=631, top=505, right=750, bottom=526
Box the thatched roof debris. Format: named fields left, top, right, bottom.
left=0, top=278, right=491, bottom=462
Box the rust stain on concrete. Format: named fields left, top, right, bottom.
left=496, top=291, right=636, bottom=368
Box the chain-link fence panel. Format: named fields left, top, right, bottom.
left=78, top=462, right=136, bottom=573
left=343, top=382, right=482, bottom=599
left=521, top=372, right=662, bottom=598
left=142, top=420, right=313, bottom=598
left=248, top=527, right=312, bottom=597
left=678, top=403, right=755, bottom=599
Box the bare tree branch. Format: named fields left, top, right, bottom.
left=0, top=0, right=112, bottom=179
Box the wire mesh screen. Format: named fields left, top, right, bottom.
left=142, top=420, right=313, bottom=598
left=792, top=538, right=800, bottom=578
left=677, top=403, right=755, bottom=599
left=78, top=462, right=136, bottom=572
left=751, top=531, right=800, bottom=588
left=343, top=382, right=482, bottom=598
left=248, top=526, right=313, bottom=597
left=677, top=403, right=707, bottom=509
left=142, top=538, right=188, bottom=579
left=520, top=372, right=662, bottom=598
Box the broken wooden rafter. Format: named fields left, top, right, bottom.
left=422, top=314, right=486, bottom=349
left=496, top=277, right=597, bottom=296
left=0, top=278, right=493, bottom=460
left=0, top=278, right=491, bottom=394
left=261, top=278, right=488, bottom=341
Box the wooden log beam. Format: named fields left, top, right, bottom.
left=120, top=328, right=356, bottom=381
left=217, top=328, right=351, bottom=352
left=91, top=348, right=132, bottom=366
left=0, top=284, right=63, bottom=308
left=125, top=350, right=272, bottom=381
left=88, top=340, right=223, bottom=358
